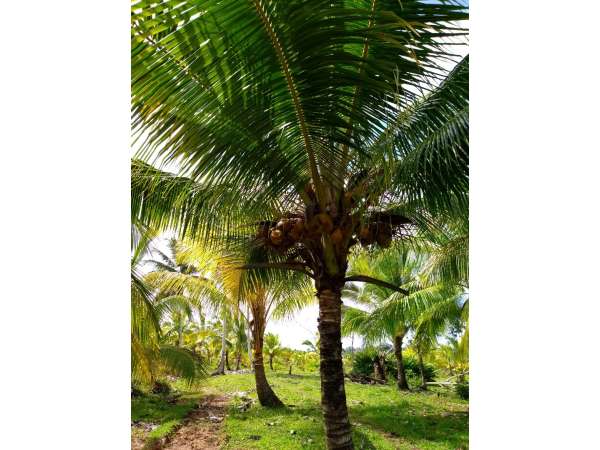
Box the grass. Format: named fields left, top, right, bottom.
left=168, top=369, right=468, bottom=450
left=131, top=392, right=197, bottom=447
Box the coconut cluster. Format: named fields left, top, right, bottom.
left=357, top=222, right=393, bottom=248
left=257, top=213, right=394, bottom=251
left=255, top=183, right=403, bottom=251
left=257, top=213, right=341, bottom=249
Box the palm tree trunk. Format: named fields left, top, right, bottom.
left=394, top=334, right=409, bottom=390
left=246, top=314, right=253, bottom=372
left=373, top=354, right=386, bottom=381
left=417, top=351, right=427, bottom=390
left=212, top=312, right=228, bottom=376
left=269, top=353, right=274, bottom=370
left=317, top=282, right=353, bottom=450
left=235, top=351, right=241, bottom=371
left=251, top=318, right=283, bottom=407
left=177, top=328, right=183, bottom=347
left=225, top=349, right=231, bottom=371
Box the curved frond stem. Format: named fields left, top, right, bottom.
left=339, top=0, right=378, bottom=180
left=238, top=261, right=315, bottom=279
left=344, top=275, right=409, bottom=295
left=249, top=0, right=324, bottom=206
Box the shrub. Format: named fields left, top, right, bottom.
left=349, top=349, right=377, bottom=377
left=455, top=381, right=469, bottom=400
left=399, top=356, right=436, bottom=382
left=151, top=380, right=171, bottom=395
left=349, top=349, right=436, bottom=384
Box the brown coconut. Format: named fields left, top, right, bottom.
left=331, top=228, right=344, bottom=244
left=305, top=216, right=322, bottom=235
left=316, top=213, right=334, bottom=233
left=277, top=219, right=294, bottom=232
left=288, top=218, right=305, bottom=241
left=359, top=226, right=372, bottom=241
left=270, top=228, right=283, bottom=245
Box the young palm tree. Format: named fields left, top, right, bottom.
left=231, top=312, right=249, bottom=371
left=241, top=267, right=313, bottom=406
left=131, top=1, right=468, bottom=447
left=131, top=223, right=206, bottom=386
left=342, top=246, right=460, bottom=390
left=156, top=295, right=195, bottom=347
left=264, top=333, right=281, bottom=371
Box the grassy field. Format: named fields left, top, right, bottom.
left=133, top=370, right=468, bottom=449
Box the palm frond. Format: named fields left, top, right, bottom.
left=158, top=345, right=208, bottom=385
left=132, top=0, right=467, bottom=199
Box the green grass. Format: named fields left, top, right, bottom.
left=186, top=370, right=469, bottom=450
left=131, top=393, right=197, bottom=446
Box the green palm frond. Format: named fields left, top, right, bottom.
left=423, top=230, right=468, bottom=287
left=264, top=333, right=281, bottom=355
left=343, top=240, right=463, bottom=348
left=155, top=295, right=195, bottom=322
left=157, top=345, right=208, bottom=385
left=132, top=0, right=467, bottom=205
left=132, top=160, right=279, bottom=244
left=385, top=55, right=469, bottom=217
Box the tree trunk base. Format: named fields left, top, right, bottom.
left=317, top=286, right=354, bottom=450
left=253, top=360, right=284, bottom=407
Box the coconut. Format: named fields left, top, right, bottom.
left=277, top=219, right=294, bottom=232
left=306, top=216, right=322, bottom=235
left=331, top=228, right=344, bottom=244
left=270, top=228, right=283, bottom=245
left=359, top=226, right=372, bottom=240
left=288, top=219, right=304, bottom=241
left=316, top=213, right=334, bottom=233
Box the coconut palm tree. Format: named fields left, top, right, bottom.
left=131, top=1, right=468, bottom=446
left=156, top=295, right=195, bottom=347
left=240, top=265, right=313, bottom=407
left=264, top=333, right=281, bottom=370
left=143, top=238, right=236, bottom=375
left=131, top=223, right=207, bottom=386
left=231, top=312, right=249, bottom=371
left=342, top=246, right=461, bottom=390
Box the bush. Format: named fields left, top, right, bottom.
left=349, top=349, right=380, bottom=377
left=349, top=349, right=436, bottom=383
left=455, top=381, right=469, bottom=400
left=400, top=356, right=436, bottom=382
left=151, top=380, right=171, bottom=395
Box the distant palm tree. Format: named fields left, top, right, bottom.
left=301, top=333, right=320, bottom=354
left=231, top=313, right=249, bottom=371
left=131, top=1, right=468, bottom=446
left=131, top=223, right=206, bottom=386
left=342, top=246, right=461, bottom=390
left=264, top=333, right=281, bottom=370
left=241, top=270, right=313, bottom=407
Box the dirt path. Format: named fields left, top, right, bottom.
left=161, top=394, right=230, bottom=450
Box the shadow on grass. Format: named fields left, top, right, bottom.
left=272, top=372, right=320, bottom=381
left=351, top=403, right=468, bottom=448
